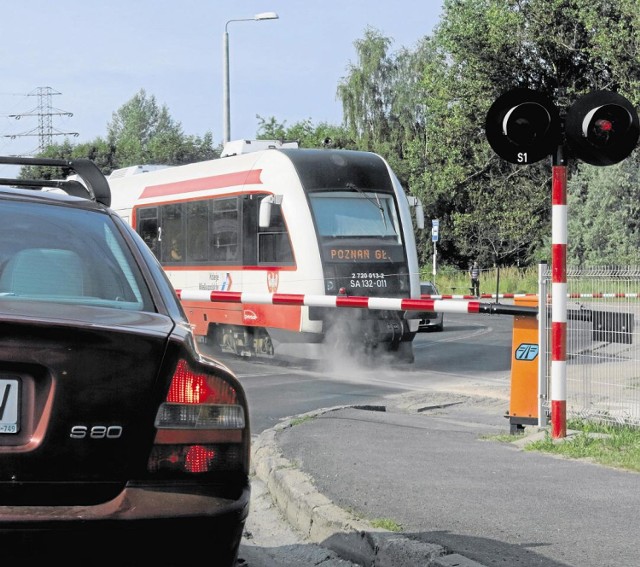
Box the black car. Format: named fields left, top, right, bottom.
left=0, top=156, right=250, bottom=565
left=418, top=281, right=444, bottom=331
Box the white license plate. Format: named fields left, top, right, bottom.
left=0, top=378, right=20, bottom=434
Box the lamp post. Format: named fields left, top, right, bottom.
left=223, top=11, right=279, bottom=144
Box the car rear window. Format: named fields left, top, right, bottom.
left=421, top=283, right=437, bottom=294
left=0, top=200, right=154, bottom=311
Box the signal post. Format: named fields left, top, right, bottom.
left=486, top=87, right=639, bottom=438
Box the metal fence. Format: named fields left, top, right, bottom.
left=540, top=265, right=640, bottom=427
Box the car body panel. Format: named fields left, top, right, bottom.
left=0, top=157, right=250, bottom=565
left=417, top=281, right=444, bottom=331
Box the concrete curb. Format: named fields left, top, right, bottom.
left=250, top=407, right=457, bottom=567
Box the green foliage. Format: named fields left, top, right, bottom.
left=21, top=89, right=220, bottom=178
left=255, top=116, right=357, bottom=150
left=370, top=518, right=403, bottom=532
left=289, top=415, right=315, bottom=427
left=330, top=0, right=640, bottom=270
left=18, top=1, right=640, bottom=274
left=523, top=419, right=640, bottom=473
left=426, top=265, right=538, bottom=295
left=105, top=89, right=220, bottom=170
left=568, top=156, right=640, bottom=265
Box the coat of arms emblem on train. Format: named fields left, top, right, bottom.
left=267, top=271, right=279, bottom=293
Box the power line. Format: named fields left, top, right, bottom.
left=4, top=86, right=78, bottom=152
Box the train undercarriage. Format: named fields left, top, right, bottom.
left=203, top=316, right=416, bottom=364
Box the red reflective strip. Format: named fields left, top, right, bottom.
left=210, top=291, right=242, bottom=303
left=336, top=296, right=370, bottom=308
left=140, top=170, right=263, bottom=199
left=272, top=293, right=305, bottom=305
left=401, top=299, right=435, bottom=310
left=551, top=400, right=567, bottom=439
left=176, top=289, right=182, bottom=299
left=551, top=243, right=566, bottom=283
left=551, top=321, right=566, bottom=361
left=467, top=301, right=481, bottom=313
left=552, top=166, right=567, bottom=205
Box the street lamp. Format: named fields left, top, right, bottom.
left=223, top=11, right=279, bottom=144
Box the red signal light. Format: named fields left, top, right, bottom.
left=566, top=91, right=639, bottom=165
left=595, top=119, right=613, bottom=133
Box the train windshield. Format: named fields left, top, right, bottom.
left=309, top=191, right=401, bottom=242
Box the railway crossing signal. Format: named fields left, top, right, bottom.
left=565, top=90, right=640, bottom=166
left=486, top=87, right=639, bottom=441
left=485, top=88, right=639, bottom=166
left=485, top=88, right=561, bottom=165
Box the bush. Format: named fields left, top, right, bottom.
left=422, top=265, right=538, bottom=295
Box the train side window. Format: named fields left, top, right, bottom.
left=137, top=207, right=159, bottom=257
left=257, top=203, right=294, bottom=265
left=160, top=203, right=185, bottom=263
left=210, top=198, right=239, bottom=263
left=186, top=201, right=209, bottom=262
left=258, top=232, right=294, bottom=264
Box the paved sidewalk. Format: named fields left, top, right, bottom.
left=251, top=390, right=639, bottom=567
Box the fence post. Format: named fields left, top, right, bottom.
left=538, top=261, right=548, bottom=428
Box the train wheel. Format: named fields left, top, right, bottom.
left=391, top=341, right=415, bottom=364
left=262, top=335, right=274, bottom=356
left=222, top=329, right=239, bottom=355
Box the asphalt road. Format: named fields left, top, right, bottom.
left=206, top=311, right=515, bottom=434
left=210, top=312, right=639, bottom=566
left=200, top=313, right=521, bottom=566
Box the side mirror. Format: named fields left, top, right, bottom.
left=259, top=194, right=283, bottom=228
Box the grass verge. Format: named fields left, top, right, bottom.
left=509, top=419, right=640, bottom=473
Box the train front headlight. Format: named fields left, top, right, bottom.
left=324, top=266, right=337, bottom=293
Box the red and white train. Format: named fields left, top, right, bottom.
left=108, top=140, right=425, bottom=362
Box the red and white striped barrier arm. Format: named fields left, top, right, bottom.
left=423, top=293, right=535, bottom=300
left=567, top=292, right=640, bottom=298
left=175, top=290, right=537, bottom=316
left=422, top=292, right=640, bottom=300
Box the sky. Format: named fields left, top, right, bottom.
left=0, top=0, right=444, bottom=160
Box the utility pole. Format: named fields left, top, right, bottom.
left=4, top=86, right=78, bottom=152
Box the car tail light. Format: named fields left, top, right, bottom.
left=148, top=359, right=248, bottom=475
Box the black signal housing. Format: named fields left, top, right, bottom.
left=565, top=90, right=639, bottom=166
left=485, top=88, right=561, bottom=165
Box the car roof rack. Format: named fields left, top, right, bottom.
left=0, top=156, right=111, bottom=207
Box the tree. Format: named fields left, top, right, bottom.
left=21, top=89, right=220, bottom=179
left=568, top=156, right=640, bottom=266
left=331, top=1, right=640, bottom=269
left=337, top=27, right=396, bottom=149
left=106, top=89, right=219, bottom=169
left=255, top=116, right=356, bottom=150
left=416, top=0, right=640, bottom=268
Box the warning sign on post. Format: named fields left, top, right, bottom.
left=432, top=219, right=439, bottom=242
